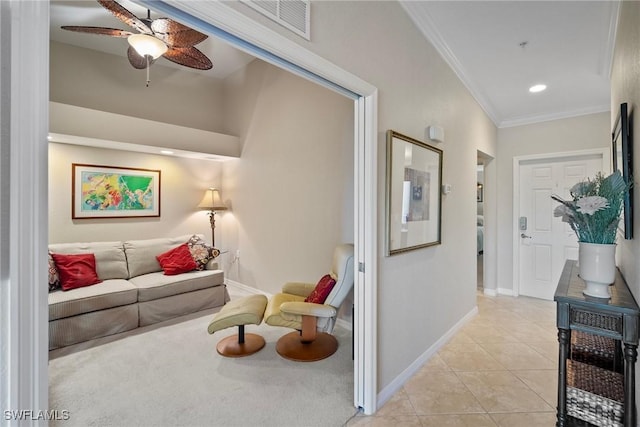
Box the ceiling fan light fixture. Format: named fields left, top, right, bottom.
left=128, top=34, right=167, bottom=59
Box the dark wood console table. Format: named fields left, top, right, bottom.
left=555, top=260, right=639, bottom=426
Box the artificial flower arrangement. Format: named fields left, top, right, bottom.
left=551, top=170, right=628, bottom=244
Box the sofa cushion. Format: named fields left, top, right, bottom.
left=51, top=253, right=102, bottom=291
left=156, top=243, right=198, bottom=275
left=124, top=234, right=196, bottom=278
left=48, top=241, right=128, bottom=280
left=128, top=269, right=224, bottom=302
left=48, top=279, right=138, bottom=321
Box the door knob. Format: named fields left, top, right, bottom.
left=521, top=233, right=532, bottom=239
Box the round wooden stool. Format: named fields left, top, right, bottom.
left=207, top=294, right=268, bottom=357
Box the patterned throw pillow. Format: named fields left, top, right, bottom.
left=305, top=274, right=337, bottom=304
left=48, top=252, right=60, bottom=292
left=186, top=235, right=220, bottom=270
left=156, top=243, right=198, bottom=275
left=50, top=253, right=102, bottom=291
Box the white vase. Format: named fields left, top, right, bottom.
left=579, top=242, right=616, bottom=299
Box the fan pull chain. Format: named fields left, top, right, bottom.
left=146, top=55, right=150, bottom=87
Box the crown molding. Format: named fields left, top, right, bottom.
left=602, top=1, right=621, bottom=79
left=498, top=104, right=610, bottom=129
left=399, top=1, right=500, bottom=126
left=401, top=1, right=616, bottom=129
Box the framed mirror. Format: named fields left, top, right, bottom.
left=386, top=130, right=443, bottom=255
left=612, top=102, right=633, bottom=239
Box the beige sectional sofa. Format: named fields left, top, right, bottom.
left=48, top=234, right=229, bottom=350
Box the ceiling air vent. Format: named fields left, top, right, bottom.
left=241, top=0, right=310, bottom=40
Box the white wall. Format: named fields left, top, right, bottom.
left=218, top=61, right=354, bottom=302
left=49, top=143, right=221, bottom=243
left=495, top=113, right=610, bottom=294
left=610, top=0, right=640, bottom=406
left=228, top=0, right=498, bottom=391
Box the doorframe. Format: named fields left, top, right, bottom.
left=512, top=148, right=610, bottom=297
left=477, top=151, right=496, bottom=296
left=1, top=1, right=50, bottom=418
left=3, top=0, right=379, bottom=419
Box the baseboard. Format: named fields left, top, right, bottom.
left=225, top=279, right=273, bottom=297
left=376, top=305, right=479, bottom=408
left=483, top=287, right=515, bottom=297
left=483, top=288, right=498, bottom=297
left=335, top=318, right=352, bottom=331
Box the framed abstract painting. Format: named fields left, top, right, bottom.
left=72, top=164, right=161, bottom=219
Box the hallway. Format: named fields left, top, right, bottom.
left=349, top=293, right=558, bottom=426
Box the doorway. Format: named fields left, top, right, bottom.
left=513, top=149, right=609, bottom=300
left=477, top=161, right=484, bottom=291
left=3, top=0, right=378, bottom=416
left=476, top=150, right=494, bottom=295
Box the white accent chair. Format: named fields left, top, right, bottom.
left=263, top=243, right=355, bottom=361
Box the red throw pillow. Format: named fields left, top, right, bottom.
left=305, top=274, right=337, bottom=304
left=156, top=243, right=198, bottom=275
left=50, top=253, right=102, bottom=291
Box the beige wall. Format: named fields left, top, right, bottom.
left=50, top=41, right=228, bottom=134
left=48, top=143, right=221, bottom=243
left=611, top=0, right=640, bottom=300
left=610, top=0, right=640, bottom=405
left=495, top=113, right=610, bottom=293
left=218, top=61, right=354, bottom=304
left=229, top=0, right=498, bottom=391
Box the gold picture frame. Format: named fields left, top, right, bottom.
left=72, top=163, right=161, bottom=219
left=385, top=130, right=443, bottom=255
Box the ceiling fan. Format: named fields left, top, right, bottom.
left=62, top=0, right=213, bottom=85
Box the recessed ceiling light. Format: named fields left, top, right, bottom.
left=529, top=84, right=547, bottom=93
left=160, top=150, right=174, bottom=155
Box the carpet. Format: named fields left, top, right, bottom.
left=49, top=309, right=357, bottom=427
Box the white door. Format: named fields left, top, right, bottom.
left=518, top=155, right=603, bottom=300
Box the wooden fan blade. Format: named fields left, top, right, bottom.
left=97, top=0, right=152, bottom=34
left=61, top=26, right=134, bottom=38
left=127, top=46, right=155, bottom=69
left=151, top=18, right=208, bottom=47
left=163, top=46, right=213, bottom=70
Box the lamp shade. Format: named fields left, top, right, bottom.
left=197, top=188, right=227, bottom=211
left=127, top=34, right=168, bottom=59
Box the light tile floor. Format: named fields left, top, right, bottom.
left=347, top=292, right=559, bottom=427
